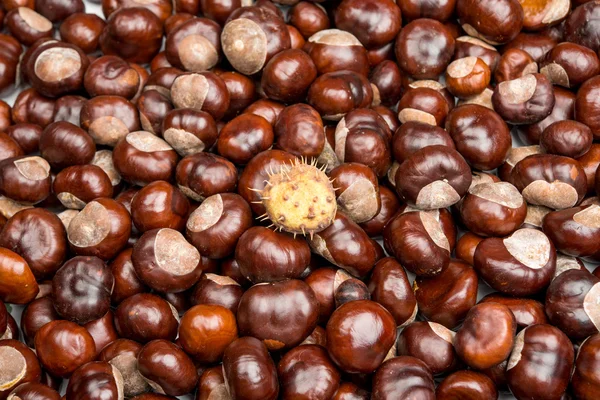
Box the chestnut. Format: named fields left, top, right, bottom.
left=369, top=61, right=405, bottom=108
left=0, top=208, right=66, bottom=280
left=446, top=104, right=512, bottom=171
left=191, top=273, right=243, bottom=314
left=216, top=71, right=256, bottom=120
left=454, top=36, right=501, bottom=72
left=329, top=163, right=379, bottom=223
left=278, top=344, right=341, bottom=399
left=494, top=48, right=538, bottom=83
left=474, top=228, right=556, bottom=296
left=113, top=131, right=178, bottom=186
left=80, top=95, right=141, bottom=147
left=222, top=337, right=279, bottom=400
left=497, top=145, right=541, bottom=182
left=334, top=0, right=401, bottom=49
left=394, top=18, right=455, bottom=79
left=165, top=17, right=221, bottom=73
left=543, top=205, right=600, bottom=260
left=0, top=156, right=51, bottom=205
left=12, top=89, right=56, bottom=129
left=237, top=279, right=318, bottom=350
left=131, top=181, right=189, bottom=233
left=545, top=268, right=600, bottom=340
left=39, top=121, right=96, bottom=171
left=65, top=361, right=124, bottom=400
left=243, top=99, right=285, bottom=126
left=59, top=13, right=106, bottom=54
left=221, top=6, right=290, bottom=75
left=480, top=293, right=548, bottom=330
left=0, top=340, right=41, bottom=398
left=359, top=186, right=401, bottom=237
left=459, top=182, right=526, bottom=237
left=99, top=339, right=149, bottom=397
left=541, top=43, right=600, bottom=89
left=261, top=49, right=317, bottom=103
left=456, top=0, right=523, bottom=44
left=5, top=7, right=53, bottom=46
left=132, top=228, right=203, bottom=293
left=137, top=339, right=198, bottom=396
left=436, top=370, right=498, bottom=400
left=20, top=296, right=59, bottom=347
left=333, top=382, right=369, bottom=400
left=575, top=75, right=600, bottom=139
left=274, top=104, right=324, bottom=158
left=162, top=108, right=218, bottom=157
left=6, top=382, right=61, bottom=400
left=334, top=108, right=392, bottom=177
left=0, top=100, right=12, bottom=133
left=371, top=356, right=435, bottom=400
left=565, top=1, right=600, bottom=53
left=53, top=165, right=114, bottom=209
left=572, top=333, right=600, bottom=399
left=307, top=71, right=373, bottom=121
left=492, top=73, right=555, bottom=125
left=51, top=256, right=114, bottom=325
left=177, top=152, right=238, bottom=202
left=395, top=146, right=472, bottom=210
left=304, top=267, right=337, bottom=324
left=99, top=7, right=163, bottom=64
left=308, top=212, right=379, bottom=278
left=35, top=320, right=96, bottom=378
left=414, top=258, right=478, bottom=329
left=217, top=114, right=273, bottom=165
left=115, top=293, right=179, bottom=343
left=397, top=321, right=458, bottom=375
left=445, top=57, right=491, bottom=99
left=195, top=366, right=228, bottom=400
left=85, top=311, right=119, bottom=356
left=454, top=302, right=517, bottom=370
left=289, top=2, right=329, bottom=38
left=170, top=72, right=230, bottom=121
left=540, top=120, right=593, bottom=159
left=511, top=154, right=587, bottom=209
left=67, top=198, right=131, bottom=260
left=304, top=29, right=369, bottom=77
left=506, top=324, right=574, bottom=399
left=392, top=121, right=455, bottom=164
left=0, top=134, right=24, bottom=163
left=84, top=56, right=140, bottom=99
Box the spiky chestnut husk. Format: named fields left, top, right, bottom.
left=259, top=160, right=337, bottom=236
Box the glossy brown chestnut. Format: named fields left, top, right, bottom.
left=0, top=248, right=39, bottom=304
left=222, top=337, right=279, bottom=400
left=359, top=186, right=401, bottom=237
left=64, top=361, right=123, bottom=400
left=506, top=324, right=574, bottom=400
left=5, top=7, right=53, bottom=46
left=108, top=247, right=147, bottom=305
left=494, top=48, right=538, bottom=83
left=304, top=29, right=369, bottom=77
left=392, top=121, right=454, bottom=164
left=329, top=163, right=379, bottom=224
left=0, top=156, right=51, bottom=205
left=6, top=382, right=61, bottom=400
left=216, top=71, right=256, bottom=120
left=0, top=339, right=41, bottom=398
left=99, top=339, right=149, bottom=397
left=371, top=356, right=435, bottom=400
left=492, top=73, right=555, bottom=125
left=397, top=86, right=450, bottom=127
left=165, top=17, right=221, bottom=73
left=445, top=57, right=491, bottom=99
left=67, top=198, right=131, bottom=260
left=397, top=321, right=458, bottom=375
left=261, top=49, right=317, bottom=104
left=436, top=370, right=498, bottom=400
left=83, top=55, right=140, bottom=99
left=11, top=89, right=56, bottom=129
left=540, top=120, right=593, bottom=159
left=456, top=0, right=523, bottom=44
left=161, top=108, right=217, bottom=157
left=35, top=320, right=96, bottom=378
left=541, top=43, right=600, bottom=88
left=454, top=36, right=500, bottom=72
left=60, top=13, right=106, bottom=54
left=84, top=310, right=119, bottom=356
left=137, top=340, right=198, bottom=396
left=480, top=293, right=548, bottom=330
left=20, top=296, right=59, bottom=347
left=130, top=181, right=189, bottom=233
left=334, top=0, right=401, bottom=49
left=115, top=293, right=179, bottom=343
left=79, top=95, right=141, bottom=147
left=543, top=205, right=600, bottom=260
left=307, top=71, right=373, bottom=121
left=575, top=75, right=600, bottom=139
left=53, top=165, right=114, bottom=209
left=217, top=114, right=273, bottom=165
left=565, top=1, right=600, bottom=53
left=273, top=104, right=324, bottom=159
left=0, top=101, right=12, bottom=133
left=39, top=121, right=96, bottom=171
left=289, top=2, right=329, bottom=38
left=332, top=382, right=370, bottom=400
left=572, top=333, right=600, bottom=400
left=190, top=273, right=243, bottom=314
left=326, top=300, right=396, bottom=374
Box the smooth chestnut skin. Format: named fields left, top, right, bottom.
left=445, top=104, right=512, bottom=171
left=289, top=2, right=330, bottom=39
left=178, top=304, right=237, bottom=363
left=456, top=0, right=523, bottom=44
left=392, top=121, right=455, bottom=164
left=191, top=273, right=243, bottom=314
left=171, top=72, right=230, bottom=122
left=576, top=76, right=600, bottom=139
left=84, top=311, right=119, bottom=356
left=261, top=49, right=317, bottom=104
left=278, top=344, right=341, bottom=399
left=543, top=205, right=600, bottom=260
left=222, top=337, right=279, bottom=400
left=492, top=73, right=555, bottom=125
left=540, top=120, right=592, bottom=159
left=383, top=211, right=451, bottom=277
left=195, top=366, right=228, bottom=400
left=5, top=8, right=53, bottom=47
left=309, top=212, right=380, bottom=279
left=99, top=339, right=149, bottom=398
left=397, top=86, right=450, bottom=127
left=0, top=208, right=66, bottom=280
left=60, top=13, right=106, bottom=54
left=164, top=17, right=221, bottom=72
left=480, top=294, right=548, bottom=331
left=114, top=293, right=179, bottom=343
left=130, top=181, right=189, bottom=233
left=80, top=95, right=141, bottom=147
left=237, top=279, right=318, bottom=351
left=133, top=228, right=204, bottom=293
left=217, top=114, right=273, bottom=165
left=186, top=193, right=252, bottom=260
left=445, top=57, right=491, bottom=99
left=565, top=1, right=600, bottom=53
left=454, top=36, right=500, bottom=72
left=304, top=29, right=370, bottom=77
left=161, top=108, right=217, bottom=157
left=137, top=340, right=198, bottom=396
left=20, top=296, right=59, bottom=347
left=274, top=104, right=324, bottom=158
left=506, top=324, right=574, bottom=400
left=334, top=0, right=401, bottom=49
left=545, top=269, right=600, bottom=340
left=333, top=382, right=370, bottom=400
left=305, top=267, right=337, bottom=325
left=372, top=356, right=435, bottom=400
left=326, top=300, right=396, bottom=374
left=34, top=320, right=96, bottom=378
left=0, top=339, right=41, bottom=398
left=583, top=144, right=600, bottom=194
left=243, top=99, right=285, bottom=126
left=436, top=370, right=498, bottom=400
left=395, top=19, right=455, bottom=79
left=572, top=333, right=600, bottom=400
left=494, top=48, right=537, bottom=84
left=6, top=382, right=61, bottom=400
left=0, top=156, right=52, bottom=205
left=360, top=186, right=401, bottom=237
left=0, top=101, right=11, bottom=133
left=177, top=152, right=238, bottom=202
left=113, top=131, right=178, bottom=186
left=137, top=89, right=173, bottom=136
left=329, top=162, right=380, bottom=224
left=454, top=303, right=517, bottom=370
left=307, top=70, right=373, bottom=121
left=0, top=134, right=23, bottom=163
left=109, top=248, right=148, bottom=305
left=541, top=42, right=600, bottom=88
left=414, top=259, right=478, bottom=329
left=235, top=226, right=310, bottom=283
left=368, top=257, right=417, bottom=326
left=370, top=61, right=405, bottom=107
left=5, top=124, right=42, bottom=155
left=65, top=361, right=123, bottom=400
left=53, top=165, right=114, bottom=209
left=397, top=321, right=458, bottom=375
left=67, top=198, right=131, bottom=260
left=511, top=154, right=587, bottom=210
left=216, top=71, right=256, bottom=120
left=84, top=55, right=139, bottom=99
left=0, top=248, right=39, bottom=304
left=11, top=88, right=56, bottom=129
left=52, top=256, right=114, bottom=325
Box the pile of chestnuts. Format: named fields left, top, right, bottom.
left=2, top=0, right=600, bottom=398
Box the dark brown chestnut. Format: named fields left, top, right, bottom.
left=371, top=356, right=435, bottom=400
left=162, top=108, right=218, bottom=157
left=114, top=293, right=179, bottom=343
left=131, top=181, right=189, bottom=233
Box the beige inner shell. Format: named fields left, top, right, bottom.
left=154, top=229, right=201, bottom=275
left=503, top=228, right=551, bottom=269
